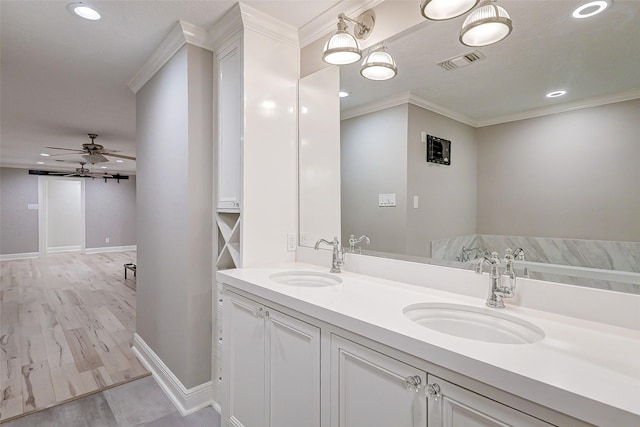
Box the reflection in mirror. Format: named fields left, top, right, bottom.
left=301, top=1, right=640, bottom=293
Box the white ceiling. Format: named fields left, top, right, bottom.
left=0, top=0, right=344, bottom=174
left=340, top=0, right=640, bottom=126
left=3, top=1, right=639, bottom=175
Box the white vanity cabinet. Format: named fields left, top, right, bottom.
left=331, top=335, right=552, bottom=427
left=331, top=334, right=427, bottom=427
left=223, top=291, right=320, bottom=427
left=427, top=375, right=551, bottom=427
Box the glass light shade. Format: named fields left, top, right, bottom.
left=421, top=0, right=479, bottom=20
left=460, top=1, right=512, bottom=47
left=360, top=49, right=397, bottom=81
left=323, top=31, right=362, bottom=65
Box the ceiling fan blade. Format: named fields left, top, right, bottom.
left=87, top=173, right=114, bottom=178
left=45, top=146, right=86, bottom=152
left=103, top=153, right=136, bottom=161
left=47, top=152, right=84, bottom=157
left=63, top=173, right=78, bottom=177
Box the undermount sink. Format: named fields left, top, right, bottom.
left=403, top=303, right=545, bottom=345
left=269, top=271, right=342, bottom=287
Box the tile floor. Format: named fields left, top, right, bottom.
left=1, top=376, right=220, bottom=426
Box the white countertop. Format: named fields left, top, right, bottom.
left=217, top=263, right=640, bottom=426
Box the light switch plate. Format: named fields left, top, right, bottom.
left=379, top=194, right=396, bottom=207
left=27, top=204, right=39, bottom=210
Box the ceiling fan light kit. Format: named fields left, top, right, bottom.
left=45, top=133, right=136, bottom=165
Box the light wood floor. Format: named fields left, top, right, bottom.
left=0, top=251, right=149, bottom=423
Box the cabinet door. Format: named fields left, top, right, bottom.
left=217, top=37, right=242, bottom=211
left=331, top=335, right=427, bottom=427
left=224, top=294, right=266, bottom=427
left=267, top=309, right=320, bottom=427
left=427, top=375, right=551, bottom=427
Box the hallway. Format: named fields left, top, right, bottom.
left=0, top=251, right=148, bottom=422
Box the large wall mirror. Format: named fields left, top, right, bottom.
left=300, top=0, right=640, bottom=294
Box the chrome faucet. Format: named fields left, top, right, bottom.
left=348, top=234, right=371, bottom=253
left=314, top=237, right=344, bottom=273
left=476, top=251, right=515, bottom=308
left=508, top=247, right=529, bottom=278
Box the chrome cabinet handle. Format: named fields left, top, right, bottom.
left=426, top=383, right=441, bottom=401
left=405, top=375, right=423, bottom=392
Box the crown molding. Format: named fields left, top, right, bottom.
left=407, top=92, right=477, bottom=127
left=208, top=4, right=243, bottom=52
left=476, top=88, right=640, bottom=127
left=239, top=3, right=298, bottom=48
left=341, top=91, right=478, bottom=127
left=342, top=89, right=640, bottom=128
left=299, top=0, right=384, bottom=47
left=128, top=21, right=210, bottom=94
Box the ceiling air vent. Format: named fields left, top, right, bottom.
left=437, top=50, right=486, bottom=71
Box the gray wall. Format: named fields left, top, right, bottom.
left=476, top=98, right=640, bottom=242
left=340, top=103, right=477, bottom=257
left=406, top=104, right=477, bottom=257
left=0, top=167, right=136, bottom=255
left=341, top=104, right=408, bottom=254
left=85, top=176, right=136, bottom=248
left=136, top=44, right=213, bottom=389
left=0, top=167, right=39, bottom=254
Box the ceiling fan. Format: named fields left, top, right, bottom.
left=46, top=133, right=136, bottom=164
left=45, top=162, right=114, bottom=178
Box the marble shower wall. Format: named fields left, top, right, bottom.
left=431, top=234, right=640, bottom=294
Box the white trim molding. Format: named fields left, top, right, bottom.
left=0, top=252, right=39, bottom=261
left=476, top=88, right=640, bottom=127
left=47, top=245, right=82, bottom=254
left=128, top=21, right=211, bottom=94
left=341, top=89, right=640, bottom=128
left=85, top=245, right=137, bottom=254
left=239, top=3, right=298, bottom=48
left=132, top=334, right=216, bottom=416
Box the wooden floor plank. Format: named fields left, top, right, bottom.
left=0, top=251, right=146, bottom=420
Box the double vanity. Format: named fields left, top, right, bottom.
left=217, top=256, right=640, bottom=427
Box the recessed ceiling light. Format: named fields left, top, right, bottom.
left=546, top=90, right=567, bottom=98
left=40, top=153, right=50, bottom=157
left=339, top=91, right=350, bottom=98
left=68, top=2, right=101, bottom=21
left=572, top=1, right=609, bottom=19
left=116, top=160, right=124, bottom=163
left=36, top=161, right=45, bottom=165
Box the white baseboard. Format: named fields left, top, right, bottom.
left=85, top=245, right=137, bottom=254
left=0, top=252, right=39, bottom=261
left=47, top=245, right=81, bottom=253
left=132, top=333, right=217, bottom=416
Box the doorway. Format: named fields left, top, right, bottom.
left=38, top=176, right=86, bottom=255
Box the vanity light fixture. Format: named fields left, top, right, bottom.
left=339, top=91, right=350, bottom=98
left=572, top=0, right=610, bottom=18
left=360, top=46, right=398, bottom=81
left=322, top=11, right=375, bottom=65
left=67, top=2, right=101, bottom=21
left=460, top=0, right=513, bottom=47
left=420, top=0, right=479, bottom=20
left=546, top=90, right=567, bottom=98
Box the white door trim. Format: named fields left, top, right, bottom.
left=38, top=176, right=86, bottom=257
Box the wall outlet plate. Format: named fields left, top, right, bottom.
left=287, top=233, right=296, bottom=251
